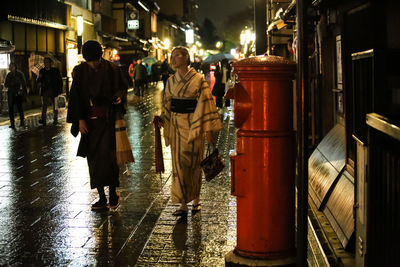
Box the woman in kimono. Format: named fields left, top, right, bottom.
left=160, top=47, right=222, bottom=216
left=67, top=40, right=128, bottom=210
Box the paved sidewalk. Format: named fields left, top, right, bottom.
left=136, top=111, right=237, bottom=266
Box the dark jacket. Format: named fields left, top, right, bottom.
left=37, top=67, right=63, bottom=97
left=67, top=59, right=128, bottom=148
left=132, top=63, right=147, bottom=81
left=5, top=70, right=27, bottom=96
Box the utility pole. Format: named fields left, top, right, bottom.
left=254, top=0, right=268, bottom=55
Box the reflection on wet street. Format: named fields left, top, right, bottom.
left=0, top=83, right=237, bottom=266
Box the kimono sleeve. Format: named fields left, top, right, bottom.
left=67, top=66, right=85, bottom=124
left=188, top=76, right=222, bottom=143
left=161, top=78, right=172, bottom=146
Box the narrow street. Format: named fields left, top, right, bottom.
left=0, top=83, right=237, bottom=266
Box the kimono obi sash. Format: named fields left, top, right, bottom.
left=170, top=97, right=198, bottom=113
left=89, top=105, right=108, bottom=118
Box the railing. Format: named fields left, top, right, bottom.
left=366, top=113, right=400, bottom=267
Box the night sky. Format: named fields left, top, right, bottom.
left=197, top=0, right=253, bottom=34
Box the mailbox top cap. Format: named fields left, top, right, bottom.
left=234, top=55, right=295, bottom=66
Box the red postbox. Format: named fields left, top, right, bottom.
left=226, top=55, right=296, bottom=264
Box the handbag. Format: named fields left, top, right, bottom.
left=56, top=95, right=66, bottom=109
left=200, top=144, right=225, bottom=182
left=115, top=115, right=134, bottom=166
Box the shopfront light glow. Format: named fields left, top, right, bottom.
left=138, top=1, right=149, bottom=12
left=240, top=32, right=245, bottom=45
left=77, top=15, right=83, bottom=36
left=164, top=38, right=170, bottom=49
left=185, top=29, right=194, bottom=44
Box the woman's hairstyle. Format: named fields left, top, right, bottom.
left=172, top=46, right=191, bottom=66
left=82, top=40, right=103, bottom=61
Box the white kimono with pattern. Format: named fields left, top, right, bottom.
left=162, top=68, right=222, bottom=204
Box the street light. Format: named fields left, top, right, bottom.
left=216, top=41, right=222, bottom=48
left=77, top=15, right=83, bottom=54
left=77, top=15, right=83, bottom=36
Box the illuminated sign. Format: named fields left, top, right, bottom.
left=185, top=29, right=194, bottom=44
left=127, top=20, right=139, bottom=30
left=0, top=54, right=10, bottom=69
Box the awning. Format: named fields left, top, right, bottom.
left=8, top=15, right=69, bottom=30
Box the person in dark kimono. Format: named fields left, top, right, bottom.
left=67, top=40, right=128, bottom=210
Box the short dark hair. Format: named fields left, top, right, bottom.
left=44, top=57, right=52, bottom=64
left=82, top=40, right=103, bottom=61
left=172, top=46, right=191, bottom=66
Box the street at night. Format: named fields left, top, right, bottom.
left=2, top=0, right=400, bottom=266
left=0, top=85, right=237, bottom=265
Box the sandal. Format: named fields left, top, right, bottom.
left=192, top=204, right=201, bottom=213
left=91, top=199, right=108, bottom=210
left=172, top=209, right=188, bottom=217
left=109, top=192, right=120, bottom=209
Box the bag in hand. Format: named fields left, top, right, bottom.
left=56, top=95, right=66, bottom=109
left=200, top=145, right=225, bottom=182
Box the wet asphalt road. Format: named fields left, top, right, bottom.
left=0, top=83, right=237, bottom=266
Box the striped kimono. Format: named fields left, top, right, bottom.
left=162, top=68, right=222, bottom=204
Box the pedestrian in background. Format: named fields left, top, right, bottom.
left=4, top=63, right=26, bottom=129
left=132, top=59, right=148, bottom=97
left=144, top=62, right=151, bottom=89
left=159, top=46, right=222, bottom=216
left=212, top=64, right=224, bottom=108
left=160, top=57, right=174, bottom=89
left=37, top=57, right=63, bottom=125
left=67, top=40, right=128, bottom=210
left=151, top=61, right=160, bottom=85
left=221, top=60, right=231, bottom=107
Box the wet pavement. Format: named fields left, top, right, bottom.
left=0, top=83, right=237, bottom=266
left=0, top=82, right=329, bottom=266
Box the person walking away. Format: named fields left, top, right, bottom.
left=158, top=46, right=222, bottom=216
left=161, top=58, right=174, bottom=89
left=151, top=61, right=160, bottom=85
left=4, top=63, right=26, bottom=129
left=144, top=63, right=151, bottom=89
left=37, top=57, right=63, bottom=125
left=132, top=60, right=148, bottom=97
left=212, top=64, right=224, bottom=108
left=67, top=40, right=128, bottom=210
left=221, top=60, right=231, bottom=107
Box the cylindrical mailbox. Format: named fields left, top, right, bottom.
left=227, top=55, right=296, bottom=260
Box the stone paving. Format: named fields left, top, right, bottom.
left=0, top=83, right=237, bottom=266
left=136, top=111, right=237, bottom=266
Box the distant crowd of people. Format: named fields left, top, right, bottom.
left=128, top=57, right=174, bottom=97
left=4, top=57, right=63, bottom=129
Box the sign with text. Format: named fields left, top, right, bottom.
left=127, top=20, right=139, bottom=30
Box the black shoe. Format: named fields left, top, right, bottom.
left=9, top=125, right=15, bottom=129
left=109, top=193, right=120, bottom=209
left=172, top=209, right=188, bottom=217
left=39, top=119, right=46, bottom=125
left=91, top=199, right=108, bottom=210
